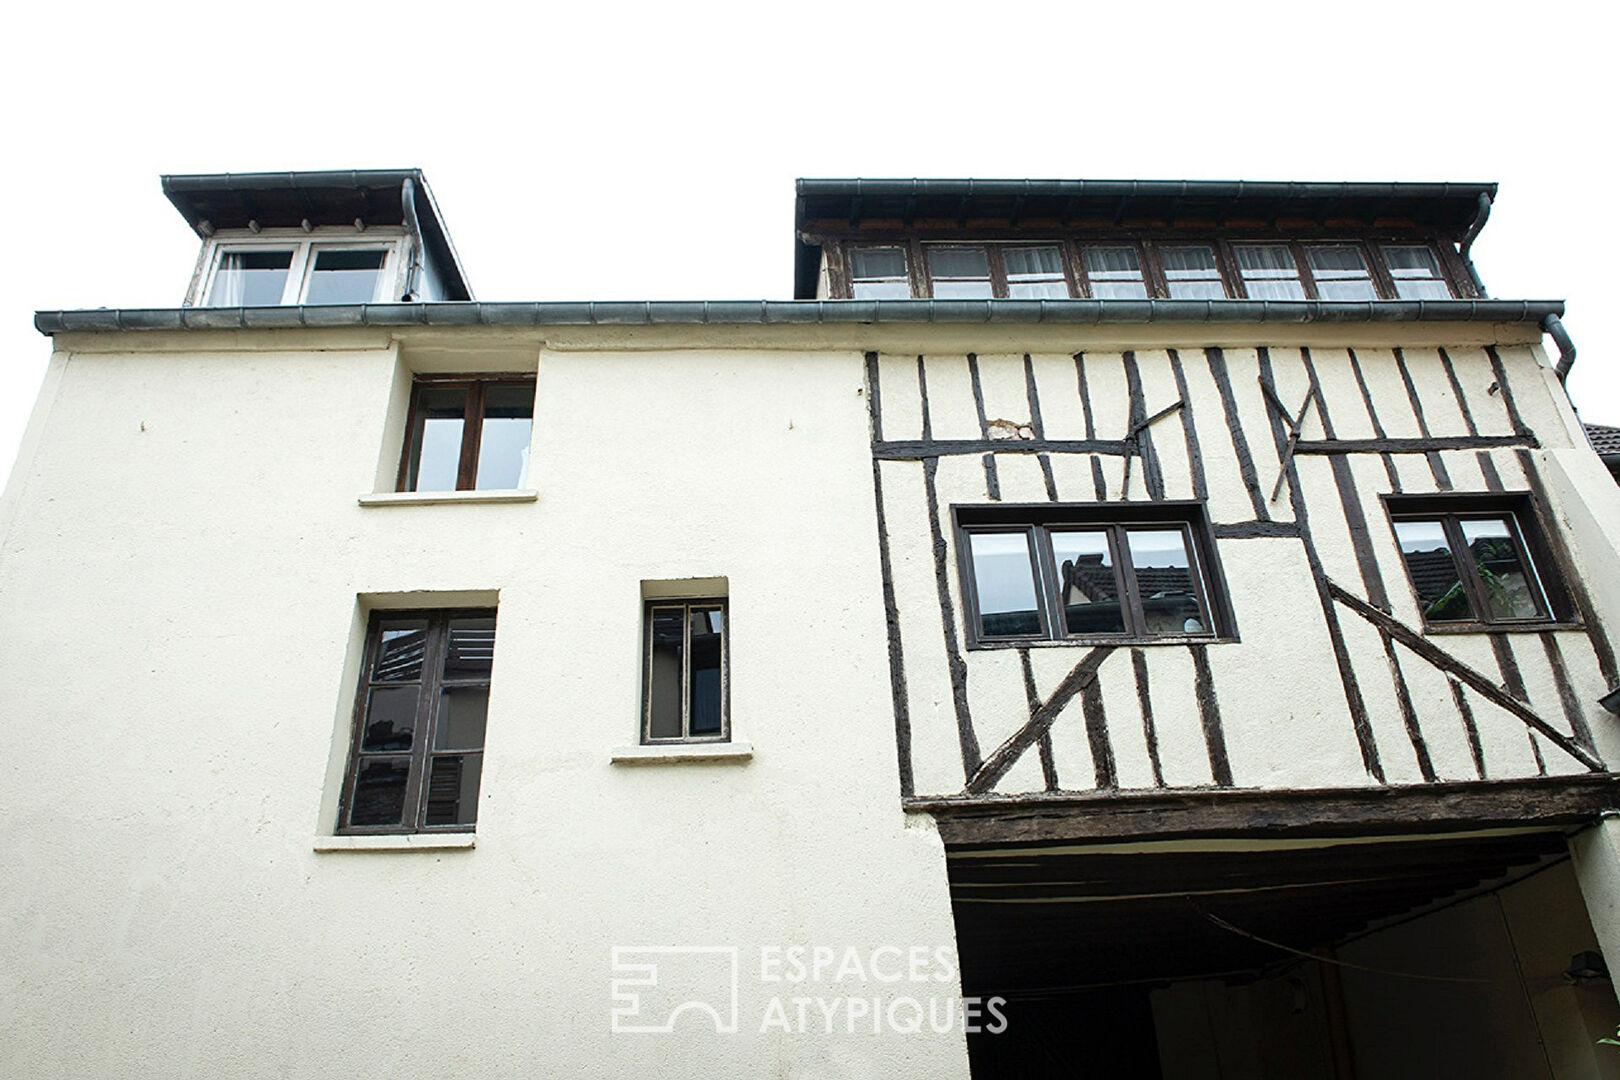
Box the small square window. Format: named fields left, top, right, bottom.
left=398, top=377, right=535, bottom=492
left=1003, top=246, right=1069, bottom=298
left=1160, top=245, right=1228, bottom=300
left=1382, top=245, right=1454, bottom=300
left=1080, top=246, right=1150, bottom=299
left=1389, top=497, right=1565, bottom=628
left=956, top=504, right=1229, bottom=646
left=849, top=247, right=911, bottom=299
left=340, top=609, right=496, bottom=833
left=927, top=246, right=994, bottom=299
left=643, top=598, right=728, bottom=743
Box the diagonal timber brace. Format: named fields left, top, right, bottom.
left=966, top=647, right=1115, bottom=794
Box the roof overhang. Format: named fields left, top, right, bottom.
left=161, top=169, right=472, bottom=300
left=793, top=178, right=1499, bottom=299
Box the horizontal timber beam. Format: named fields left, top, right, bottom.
left=909, top=774, right=1620, bottom=846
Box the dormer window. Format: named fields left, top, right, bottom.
left=202, top=239, right=399, bottom=306
left=849, top=247, right=910, bottom=298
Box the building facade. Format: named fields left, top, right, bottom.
left=5, top=171, right=1620, bottom=1078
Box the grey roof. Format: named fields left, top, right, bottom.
left=1586, top=424, right=1620, bottom=460
left=793, top=177, right=1498, bottom=299
left=34, top=298, right=1564, bottom=336
left=161, top=169, right=472, bottom=301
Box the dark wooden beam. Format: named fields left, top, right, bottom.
left=910, top=773, right=1620, bottom=846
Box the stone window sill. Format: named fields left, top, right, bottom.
left=358, top=489, right=537, bottom=507
left=611, top=742, right=754, bottom=765
left=314, top=833, right=476, bottom=852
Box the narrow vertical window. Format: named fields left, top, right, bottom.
left=208, top=250, right=294, bottom=305
left=1159, top=246, right=1228, bottom=299
left=643, top=599, right=728, bottom=743
left=341, top=609, right=495, bottom=833
left=304, top=248, right=388, bottom=304
left=1234, top=245, right=1306, bottom=299
left=1081, top=246, right=1149, bottom=299
left=1049, top=529, right=1125, bottom=635
left=1126, top=527, right=1209, bottom=635
left=1382, top=246, right=1453, bottom=299
left=1305, top=246, right=1378, bottom=300
left=927, top=247, right=993, bottom=298
left=967, top=531, right=1044, bottom=638
left=1003, top=246, right=1070, bottom=298
left=849, top=247, right=911, bottom=298
left=399, top=377, right=535, bottom=492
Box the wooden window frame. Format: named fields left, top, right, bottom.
left=832, top=236, right=1464, bottom=301
left=846, top=244, right=915, bottom=299
left=396, top=374, right=537, bottom=492
left=953, top=502, right=1234, bottom=649
left=338, top=607, right=496, bottom=835
left=1385, top=495, right=1571, bottom=631
left=197, top=231, right=405, bottom=306
left=641, top=597, right=730, bottom=744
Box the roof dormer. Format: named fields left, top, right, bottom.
left=166, top=169, right=472, bottom=307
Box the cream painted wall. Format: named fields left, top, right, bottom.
left=0, top=334, right=970, bottom=1079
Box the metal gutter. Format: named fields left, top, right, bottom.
left=35, top=299, right=1564, bottom=336
left=1543, top=312, right=1577, bottom=382
left=1458, top=190, right=1493, bottom=296
left=795, top=178, right=1500, bottom=203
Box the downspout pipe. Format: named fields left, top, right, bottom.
left=1459, top=191, right=1492, bottom=297
left=400, top=176, right=425, bottom=302
left=1543, top=313, right=1576, bottom=382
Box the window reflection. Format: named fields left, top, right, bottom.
left=969, top=532, right=1042, bottom=637
left=1127, top=528, right=1207, bottom=635
left=1049, top=530, right=1125, bottom=635
left=1393, top=519, right=1471, bottom=621
left=1461, top=519, right=1540, bottom=620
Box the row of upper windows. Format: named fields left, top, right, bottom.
left=844, top=240, right=1459, bottom=302
left=343, top=595, right=727, bottom=834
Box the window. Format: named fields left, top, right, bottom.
left=340, top=609, right=495, bottom=833
left=398, top=376, right=535, bottom=492
left=849, top=247, right=911, bottom=298
left=643, top=598, right=728, bottom=742
left=1160, top=245, right=1228, bottom=299
left=203, top=240, right=397, bottom=306
left=1383, top=245, right=1454, bottom=299
left=1234, top=244, right=1306, bottom=300
left=955, top=503, right=1229, bottom=645
left=1003, top=246, right=1069, bottom=298
left=1080, top=246, right=1149, bottom=299
left=927, top=247, right=994, bottom=298
left=1305, top=245, right=1378, bottom=300
left=1389, top=498, right=1565, bottom=628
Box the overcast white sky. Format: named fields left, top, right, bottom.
left=2, top=0, right=1615, bottom=488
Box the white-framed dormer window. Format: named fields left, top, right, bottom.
left=195, top=230, right=406, bottom=306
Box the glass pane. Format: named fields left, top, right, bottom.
left=435, top=687, right=489, bottom=750
left=850, top=247, right=909, bottom=298
left=1394, top=520, right=1473, bottom=621
left=1008, top=278, right=1071, bottom=299
left=1383, top=245, right=1443, bottom=277
left=1049, top=530, right=1126, bottom=636
left=688, top=607, right=724, bottom=737
left=1161, top=246, right=1228, bottom=299
left=1083, top=247, right=1147, bottom=299
left=474, top=384, right=534, bottom=490
left=304, top=248, right=387, bottom=305
left=373, top=621, right=428, bottom=681
left=407, top=386, right=467, bottom=492
left=647, top=607, right=685, bottom=739
left=1307, top=246, right=1377, bottom=300
left=349, top=757, right=410, bottom=826
left=969, top=532, right=1042, bottom=637
left=1167, top=279, right=1229, bottom=300
left=443, top=617, right=496, bottom=678
left=1461, top=519, right=1541, bottom=620
left=1127, top=528, right=1209, bottom=635
left=1393, top=278, right=1453, bottom=300
left=1235, top=245, right=1303, bottom=298
left=209, top=250, right=292, bottom=306
left=1003, top=247, right=1063, bottom=276
left=928, top=247, right=990, bottom=278
left=424, top=753, right=481, bottom=826
left=1243, top=278, right=1308, bottom=300
left=361, top=686, right=419, bottom=751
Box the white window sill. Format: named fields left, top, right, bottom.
left=358, top=489, right=537, bottom=507
left=314, top=833, right=476, bottom=852
left=611, top=741, right=754, bottom=765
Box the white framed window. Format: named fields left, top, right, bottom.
left=196, top=232, right=404, bottom=306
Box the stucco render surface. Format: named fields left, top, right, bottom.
left=0, top=341, right=971, bottom=1079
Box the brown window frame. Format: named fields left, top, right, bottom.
left=953, top=502, right=1235, bottom=648
left=396, top=374, right=536, bottom=492
left=1384, top=494, right=1571, bottom=632
left=338, top=607, right=497, bottom=835
left=641, top=597, right=730, bottom=744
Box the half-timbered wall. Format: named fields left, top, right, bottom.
left=867, top=341, right=1618, bottom=800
